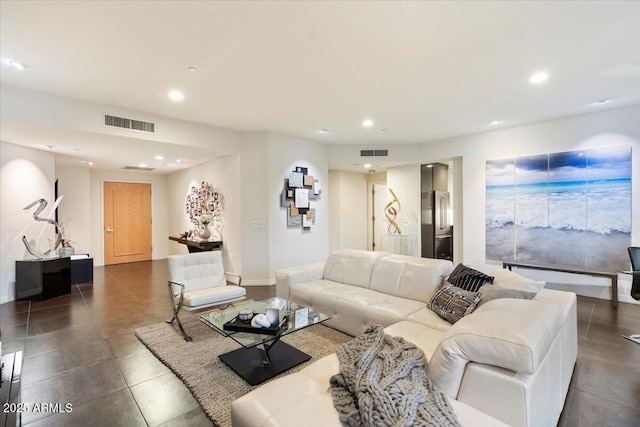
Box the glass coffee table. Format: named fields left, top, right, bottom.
left=200, top=297, right=329, bottom=385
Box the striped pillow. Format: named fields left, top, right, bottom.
left=447, top=264, right=494, bottom=292
left=428, top=284, right=481, bottom=324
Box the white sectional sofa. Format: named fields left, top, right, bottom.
left=232, top=249, right=578, bottom=427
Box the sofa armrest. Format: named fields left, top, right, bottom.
left=276, top=262, right=325, bottom=299
left=428, top=299, right=564, bottom=398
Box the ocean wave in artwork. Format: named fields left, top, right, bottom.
left=486, top=178, right=631, bottom=235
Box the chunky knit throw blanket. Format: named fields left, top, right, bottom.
left=330, top=325, right=461, bottom=427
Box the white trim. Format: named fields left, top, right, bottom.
left=242, top=278, right=276, bottom=287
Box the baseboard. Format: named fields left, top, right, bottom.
left=0, top=295, right=14, bottom=305
left=242, top=278, right=276, bottom=287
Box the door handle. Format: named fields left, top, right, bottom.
left=105, top=226, right=114, bottom=232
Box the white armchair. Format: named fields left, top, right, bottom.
left=166, top=251, right=245, bottom=341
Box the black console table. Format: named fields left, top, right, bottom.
left=169, top=237, right=223, bottom=253
left=503, top=261, right=618, bottom=308
left=15, top=257, right=71, bottom=300
left=70, top=255, right=93, bottom=284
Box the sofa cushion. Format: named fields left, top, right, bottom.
left=428, top=284, right=481, bottom=324
left=491, top=268, right=546, bottom=292
left=447, top=263, right=494, bottom=292
left=168, top=251, right=227, bottom=292
left=476, top=284, right=536, bottom=308
left=370, top=255, right=454, bottom=303
left=232, top=353, right=511, bottom=427
left=427, top=298, right=565, bottom=397
left=323, top=249, right=388, bottom=288
left=384, top=320, right=447, bottom=360
left=291, top=280, right=425, bottom=336
left=181, top=285, right=245, bottom=308
left=404, top=308, right=453, bottom=332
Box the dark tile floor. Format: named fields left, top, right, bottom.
left=1, top=260, right=639, bottom=426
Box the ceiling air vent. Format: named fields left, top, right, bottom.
left=360, top=149, right=388, bottom=157
left=105, top=115, right=155, bottom=133
left=121, top=166, right=156, bottom=172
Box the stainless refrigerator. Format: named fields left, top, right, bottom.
left=421, top=191, right=453, bottom=260
left=421, top=163, right=453, bottom=260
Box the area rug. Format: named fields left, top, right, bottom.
left=135, top=307, right=351, bottom=426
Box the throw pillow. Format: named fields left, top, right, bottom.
left=491, top=268, right=546, bottom=293
left=476, top=284, right=536, bottom=308
left=428, top=284, right=481, bottom=324
left=447, top=263, right=494, bottom=292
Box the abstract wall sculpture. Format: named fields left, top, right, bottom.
left=384, top=188, right=402, bottom=234
left=21, top=197, right=64, bottom=258
left=185, top=181, right=225, bottom=239
left=486, top=145, right=631, bottom=272
left=281, top=166, right=321, bottom=230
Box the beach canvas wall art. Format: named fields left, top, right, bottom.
left=486, top=146, right=631, bottom=272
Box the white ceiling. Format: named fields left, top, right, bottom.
left=1, top=1, right=640, bottom=172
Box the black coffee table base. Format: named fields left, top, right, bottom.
left=219, top=341, right=311, bottom=386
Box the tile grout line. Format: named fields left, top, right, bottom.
left=24, top=300, right=31, bottom=337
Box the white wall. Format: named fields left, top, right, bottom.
left=166, top=154, right=242, bottom=275
left=366, top=172, right=388, bottom=251
left=386, top=164, right=421, bottom=256
left=267, top=133, right=330, bottom=277
left=88, top=169, right=169, bottom=266
left=1, top=142, right=55, bottom=303
left=56, top=166, right=91, bottom=255
left=328, top=170, right=368, bottom=252
left=239, top=133, right=271, bottom=285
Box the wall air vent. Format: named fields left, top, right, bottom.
left=105, top=115, right=155, bottom=133
left=121, top=166, right=156, bottom=172
left=360, top=149, right=388, bottom=157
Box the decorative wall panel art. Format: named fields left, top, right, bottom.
left=486, top=146, right=631, bottom=272
left=281, top=166, right=321, bottom=230
left=185, top=181, right=225, bottom=239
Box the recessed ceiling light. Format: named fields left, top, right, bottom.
left=363, top=163, right=372, bottom=168
left=155, top=155, right=164, bottom=160
left=590, top=98, right=611, bottom=106
left=176, top=159, right=182, bottom=163
left=87, top=161, right=94, bottom=166
left=362, top=119, right=374, bottom=128
left=188, top=67, right=197, bottom=72
left=317, top=129, right=329, bottom=134
left=489, top=120, right=504, bottom=126
left=168, top=90, right=184, bottom=101
left=139, top=163, right=147, bottom=168
left=10, top=60, right=30, bottom=71
left=529, top=72, right=549, bottom=84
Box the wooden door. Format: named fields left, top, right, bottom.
left=103, top=182, right=152, bottom=265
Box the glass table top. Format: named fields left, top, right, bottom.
left=200, top=297, right=329, bottom=349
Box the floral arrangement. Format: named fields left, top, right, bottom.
left=199, top=214, right=212, bottom=226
